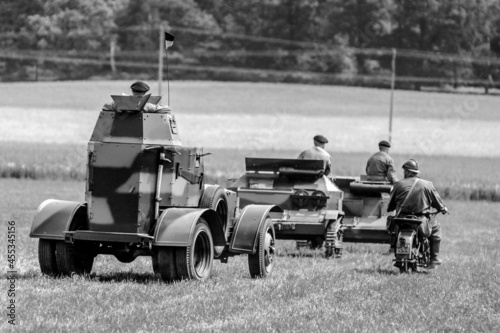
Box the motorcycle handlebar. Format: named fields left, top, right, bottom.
left=429, top=209, right=450, bottom=217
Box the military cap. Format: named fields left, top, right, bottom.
left=130, top=81, right=150, bottom=93
left=378, top=140, right=391, bottom=148
left=313, top=134, right=328, bottom=144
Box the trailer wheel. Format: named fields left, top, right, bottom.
left=55, top=241, right=94, bottom=276
left=310, top=237, right=324, bottom=250
left=175, top=218, right=214, bottom=281
left=296, top=240, right=308, bottom=251
left=199, top=185, right=229, bottom=234
left=155, top=246, right=178, bottom=282
left=39, top=239, right=59, bottom=276
left=248, top=217, right=275, bottom=278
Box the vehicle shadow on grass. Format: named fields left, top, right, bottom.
left=88, top=272, right=165, bottom=284
left=353, top=268, right=399, bottom=276
left=354, top=267, right=432, bottom=276
left=0, top=270, right=39, bottom=280
left=277, top=252, right=324, bottom=258
left=1, top=271, right=170, bottom=284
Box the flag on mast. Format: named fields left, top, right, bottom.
left=165, top=32, right=175, bottom=49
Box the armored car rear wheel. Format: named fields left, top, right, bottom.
left=155, top=246, right=178, bottom=282
left=38, top=239, right=59, bottom=276
left=152, top=255, right=159, bottom=275
left=175, top=219, right=214, bottom=281
left=55, top=241, right=94, bottom=276
left=248, top=217, right=275, bottom=278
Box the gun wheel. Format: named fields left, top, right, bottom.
left=248, top=217, right=275, bottom=278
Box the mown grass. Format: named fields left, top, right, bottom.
left=0, top=179, right=499, bottom=332
left=1, top=80, right=500, bottom=121
left=1, top=143, right=499, bottom=201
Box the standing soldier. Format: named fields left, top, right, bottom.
left=298, top=135, right=332, bottom=176
left=387, top=159, right=449, bottom=269
left=366, top=140, right=398, bottom=184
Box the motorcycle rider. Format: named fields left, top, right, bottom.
left=387, top=159, right=448, bottom=269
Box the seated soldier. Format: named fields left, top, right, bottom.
left=102, top=81, right=170, bottom=113
left=365, top=140, right=397, bottom=183
left=297, top=134, right=332, bottom=176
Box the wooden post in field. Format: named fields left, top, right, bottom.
left=158, top=25, right=164, bottom=96
left=110, top=35, right=117, bottom=74
left=389, top=48, right=396, bottom=143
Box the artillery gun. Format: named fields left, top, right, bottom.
left=229, top=158, right=392, bottom=257
left=30, top=94, right=278, bottom=281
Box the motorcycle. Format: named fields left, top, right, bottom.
left=391, top=211, right=444, bottom=273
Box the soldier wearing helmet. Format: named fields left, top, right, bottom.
left=297, top=135, right=332, bottom=176
left=365, top=140, right=398, bottom=184
left=102, top=81, right=170, bottom=113
left=387, top=159, right=449, bottom=269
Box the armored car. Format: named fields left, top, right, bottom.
left=30, top=94, right=278, bottom=281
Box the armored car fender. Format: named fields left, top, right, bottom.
left=153, top=208, right=226, bottom=248
left=30, top=199, right=87, bottom=240
left=229, top=204, right=280, bottom=254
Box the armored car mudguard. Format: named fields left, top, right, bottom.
left=229, top=158, right=345, bottom=258
left=30, top=95, right=278, bottom=281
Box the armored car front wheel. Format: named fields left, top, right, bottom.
left=199, top=185, right=229, bottom=234
left=248, top=217, right=275, bottom=278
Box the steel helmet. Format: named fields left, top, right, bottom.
left=402, top=159, right=420, bottom=174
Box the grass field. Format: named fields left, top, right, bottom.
left=0, top=179, right=499, bottom=332
left=0, top=81, right=499, bottom=331
left=1, top=81, right=500, bottom=157
left=1, top=80, right=499, bottom=201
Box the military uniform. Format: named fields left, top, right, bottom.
left=102, top=81, right=170, bottom=113
left=366, top=140, right=397, bottom=184
left=298, top=146, right=332, bottom=175
left=102, top=101, right=170, bottom=113
left=366, top=151, right=398, bottom=183
left=388, top=176, right=446, bottom=265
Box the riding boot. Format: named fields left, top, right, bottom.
left=428, top=238, right=442, bottom=269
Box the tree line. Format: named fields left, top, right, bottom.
left=2, top=0, right=500, bottom=88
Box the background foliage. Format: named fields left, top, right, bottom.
left=2, top=0, right=500, bottom=88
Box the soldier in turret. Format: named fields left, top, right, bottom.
left=102, top=81, right=170, bottom=113
left=297, top=134, right=332, bottom=176
left=366, top=140, right=398, bottom=184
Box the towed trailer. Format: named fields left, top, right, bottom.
left=229, top=158, right=392, bottom=258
